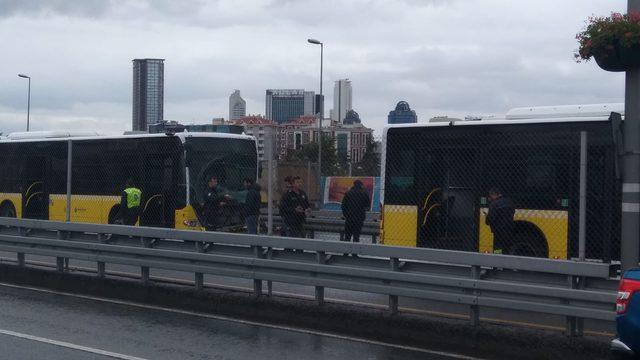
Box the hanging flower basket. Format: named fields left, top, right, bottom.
left=576, top=12, right=640, bottom=72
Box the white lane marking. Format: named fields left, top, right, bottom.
left=0, top=328, right=147, bottom=360
left=0, top=282, right=483, bottom=360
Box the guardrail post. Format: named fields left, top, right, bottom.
left=371, top=233, right=377, bottom=244
left=56, top=231, right=66, bottom=272
left=470, top=265, right=481, bottom=327
left=565, top=275, right=585, bottom=337
left=17, top=227, right=26, bottom=267
left=96, top=233, right=106, bottom=277
left=315, top=251, right=326, bottom=306
left=266, top=247, right=273, bottom=296
left=389, top=257, right=399, bottom=315
left=194, top=242, right=205, bottom=292
left=141, top=237, right=151, bottom=285
left=252, top=245, right=263, bottom=296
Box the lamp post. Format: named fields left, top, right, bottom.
left=307, top=38, right=323, bottom=206
left=18, top=74, right=31, bottom=131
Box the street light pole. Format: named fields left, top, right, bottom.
left=622, top=0, right=640, bottom=270
left=18, top=74, right=31, bottom=132
left=308, top=38, right=323, bottom=206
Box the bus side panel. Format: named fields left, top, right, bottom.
left=0, top=193, right=22, bottom=218
left=382, top=205, right=417, bottom=247
left=478, top=211, right=493, bottom=254
left=49, top=194, right=67, bottom=222
left=69, top=195, right=119, bottom=224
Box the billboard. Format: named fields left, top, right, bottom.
left=320, top=176, right=381, bottom=212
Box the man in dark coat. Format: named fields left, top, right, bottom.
left=203, top=176, right=229, bottom=231
left=485, top=188, right=516, bottom=254
left=341, top=180, right=371, bottom=243
left=243, top=178, right=261, bottom=234
left=280, top=176, right=310, bottom=238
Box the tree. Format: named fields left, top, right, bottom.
left=353, top=138, right=380, bottom=177
left=285, top=134, right=339, bottom=175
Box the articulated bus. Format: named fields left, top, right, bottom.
left=380, top=104, right=622, bottom=261
left=0, top=131, right=257, bottom=230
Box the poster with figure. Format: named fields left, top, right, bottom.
left=322, top=177, right=376, bottom=211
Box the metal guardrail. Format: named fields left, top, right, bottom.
left=266, top=214, right=380, bottom=242
left=0, top=217, right=616, bottom=337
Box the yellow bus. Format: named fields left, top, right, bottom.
left=0, top=131, right=257, bottom=230
left=380, top=104, right=621, bottom=261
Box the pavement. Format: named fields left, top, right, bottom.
left=0, top=282, right=470, bottom=360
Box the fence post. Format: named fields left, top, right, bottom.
left=389, top=257, right=399, bottom=315
left=266, top=134, right=274, bottom=236
left=56, top=231, right=65, bottom=272
left=565, top=275, right=584, bottom=336
left=315, top=251, right=325, bottom=306
left=194, top=242, right=205, bottom=291
left=578, top=131, right=587, bottom=261
left=140, top=237, right=151, bottom=285
left=253, top=245, right=263, bottom=296
left=470, top=265, right=481, bottom=326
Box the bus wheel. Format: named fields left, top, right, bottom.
left=510, top=233, right=548, bottom=258
left=0, top=202, right=16, bottom=218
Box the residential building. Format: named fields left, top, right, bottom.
left=280, top=115, right=372, bottom=163
left=132, top=58, right=164, bottom=131
left=388, top=101, right=418, bottom=124
left=331, top=79, right=352, bottom=123
left=229, top=90, right=246, bottom=121
left=234, top=115, right=278, bottom=161
left=265, top=89, right=315, bottom=124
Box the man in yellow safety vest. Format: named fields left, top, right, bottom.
left=120, top=179, right=142, bottom=226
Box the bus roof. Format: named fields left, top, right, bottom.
left=0, top=131, right=254, bottom=144
left=385, top=103, right=623, bottom=136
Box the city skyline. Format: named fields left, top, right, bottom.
left=0, top=1, right=626, bottom=136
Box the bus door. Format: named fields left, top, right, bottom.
left=420, top=149, right=478, bottom=251
left=140, top=153, right=172, bottom=228
left=21, top=155, right=49, bottom=220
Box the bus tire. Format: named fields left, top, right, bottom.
left=0, top=202, right=17, bottom=218
left=510, top=222, right=548, bottom=258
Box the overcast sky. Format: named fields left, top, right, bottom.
left=0, top=0, right=628, bottom=136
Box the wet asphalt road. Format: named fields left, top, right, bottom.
left=0, top=284, right=472, bottom=360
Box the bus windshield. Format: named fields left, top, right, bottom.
left=186, top=137, right=257, bottom=205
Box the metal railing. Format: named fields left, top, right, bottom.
left=0, top=217, right=616, bottom=337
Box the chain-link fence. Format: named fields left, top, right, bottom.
left=0, top=121, right=623, bottom=262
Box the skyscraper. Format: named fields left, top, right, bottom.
left=332, top=79, right=352, bottom=123
left=132, top=59, right=164, bottom=131
left=229, top=90, right=246, bottom=121
left=265, top=89, right=315, bottom=124
left=388, top=101, right=418, bottom=124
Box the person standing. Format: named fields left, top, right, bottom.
left=280, top=176, right=310, bottom=238
left=243, top=178, right=261, bottom=234
left=485, top=188, right=515, bottom=255
left=341, top=180, right=371, bottom=243
left=203, top=176, right=228, bottom=231
left=120, top=179, right=142, bottom=226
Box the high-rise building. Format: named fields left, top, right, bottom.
left=265, top=89, right=315, bottom=124
left=229, top=90, right=246, bottom=121
left=332, top=79, right=352, bottom=123
left=132, top=58, right=164, bottom=131
left=388, top=101, right=418, bottom=124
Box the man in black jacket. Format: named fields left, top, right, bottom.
left=485, top=188, right=515, bottom=254
left=243, top=178, right=261, bottom=234
left=203, top=176, right=229, bottom=231
left=341, top=180, right=371, bottom=243
left=280, top=176, right=310, bottom=238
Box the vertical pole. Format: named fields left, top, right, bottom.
left=622, top=0, right=640, bottom=271
left=315, top=251, right=325, bottom=306
left=26, top=77, right=30, bottom=132
left=389, top=257, right=399, bottom=315
left=317, top=43, right=323, bottom=208
left=266, top=133, right=274, bottom=236
left=66, top=139, right=72, bottom=222
left=578, top=131, right=587, bottom=261
left=470, top=265, right=481, bottom=326
left=253, top=245, right=263, bottom=296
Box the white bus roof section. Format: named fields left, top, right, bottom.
left=1, top=131, right=254, bottom=144
left=505, top=103, right=623, bottom=120
left=7, top=130, right=103, bottom=140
